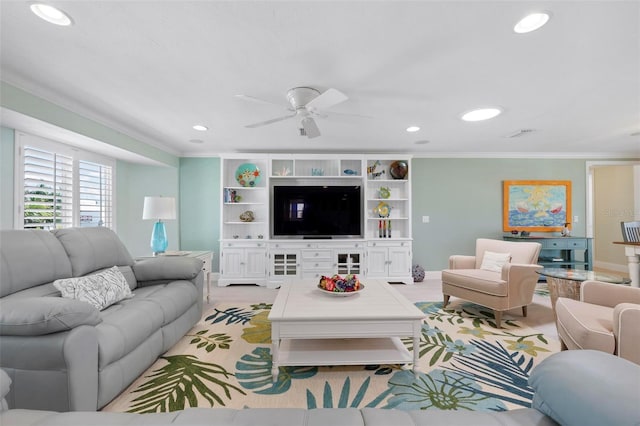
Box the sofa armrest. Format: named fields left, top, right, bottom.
left=581, top=280, right=640, bottom=307
left=448, top=255, right=476, bottom=269
left=613, top=302, right=640, bottom=364
left=529, top=350, right=640, bottom=426
left=0, top=298, right=101, bottom=336
left=133, top=257, right=203, bottom=284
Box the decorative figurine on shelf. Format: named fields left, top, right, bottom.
left=239, top=210, right=255, bottom=222
left=367, top=160, right=386, bottom=179
left=378, top=187, right=391, bottom=199
left=367, top=160, right=381, bottom=176
left=520, top=230, right=530, bottom=237
left=561, top=222, right=571, bottom=237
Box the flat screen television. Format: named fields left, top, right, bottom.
left=272, top=185, right=362, bottom=238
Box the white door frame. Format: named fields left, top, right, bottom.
left=585, top=161, right=640, bottom=267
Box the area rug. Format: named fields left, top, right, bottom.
left=103, top=301, right=560, bottom=413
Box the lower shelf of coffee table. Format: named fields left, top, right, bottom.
left=276, top=337, right=412, bottom=366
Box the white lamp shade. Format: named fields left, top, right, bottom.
left=142, top=196, right=176, bottom=220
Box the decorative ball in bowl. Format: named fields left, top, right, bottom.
left=317, top=274, right=363, bottom=296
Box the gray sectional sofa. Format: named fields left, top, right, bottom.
left=0, top=227, right=204, bottom=412
left=1, top=350, right=639, bottom=426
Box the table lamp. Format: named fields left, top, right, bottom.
left=142, top=196, right=176, bottom=255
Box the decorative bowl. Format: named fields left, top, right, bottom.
left=317, top=274, right=363, bottom=296
left=317, top=283, right=364, bottom=297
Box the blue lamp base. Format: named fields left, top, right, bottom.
left=150, top=220, right=168, bottom=255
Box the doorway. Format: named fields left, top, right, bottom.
left=586, top=161, right=640, bottom=273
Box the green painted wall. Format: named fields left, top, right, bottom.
left=411, top=158, right=587, bottom=270
left=0, top=127, right=15, bottom=229
left=115, top=160, right=180, bottom=257
left=179, top=157, right=221, bottom=271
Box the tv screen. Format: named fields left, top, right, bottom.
left=272, top=185, right=362, bottom=238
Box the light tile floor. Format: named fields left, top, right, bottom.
left=207, top=277, right=559, bottom=341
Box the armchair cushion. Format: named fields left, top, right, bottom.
left=479, top=251, right=511, bottom=273
left=441, top=269, right=507, bottom=296
left=0, top=297, right=101, bottom=336
left=555, top=297, right=615, bottom=353
left=54, top=266, right=133, bottom=311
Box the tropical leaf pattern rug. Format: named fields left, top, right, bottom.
left=102, top=300, right=560, bottom=413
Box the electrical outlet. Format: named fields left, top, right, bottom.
left=573, top=216, right=579, bottom=223
left=422, top=216, right=430, bottom=223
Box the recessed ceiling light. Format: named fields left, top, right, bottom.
left=192, top=125, right=208, bottom=131
left=514, top=12, right=550, bottom=34
left=461, top=108, right=502, bottom=122
left=414, top=140, right=430, bottom=145
left=30, top=3, right=73, bottom=26
left=189, top=139, right=204, bottom=144
left=406, top=126, right=420, bottom=133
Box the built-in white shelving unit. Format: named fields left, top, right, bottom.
left=219, top=154, right=413, bottom=288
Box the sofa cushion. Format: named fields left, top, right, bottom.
left=94, top=281, right=197, bottom=368
left=479, top=251, right=511, bottom=273
left=0, top=297, right=101, bottom=336
left=96, top=298, right=165, bottom=368
left=52, top=227, right=134, bottom=277
left=0, top=230, right=72, bottom=298
left=53, top=266, right=133, bottom=311
left=555, top=297, right=615, bottom=353
left=442, top=269, right=507, bottom=296
left=135, top=281, right=199, bottom=326
left=529, top=350, right=640, bottom=426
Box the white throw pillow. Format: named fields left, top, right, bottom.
left=480, top=251, right=511, bottom=273
left=54, top=266, right=133, bottom=311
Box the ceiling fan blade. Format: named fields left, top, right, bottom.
left=321, top=110, right=374, bottom=119
left=301, top=117, right=321, bottom=138
left=305, top=88, right=348, bottom=110
left=235, top=94, right=292, bottom=110
left=245, top=113, right=297, bottom=128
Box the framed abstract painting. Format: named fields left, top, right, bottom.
left=503, top=180, right=571, bottom=232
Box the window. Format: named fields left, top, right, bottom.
left=16, top=132, right=115, bottom=230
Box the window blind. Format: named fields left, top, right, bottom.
left=22, top=146, right=73, bottom=229
left=79, top=160, right=113, bottom=228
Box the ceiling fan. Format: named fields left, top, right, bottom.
left=236, top=87, right=350, bottom=139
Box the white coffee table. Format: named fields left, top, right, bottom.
left=268, top=279, right=425, bottom=382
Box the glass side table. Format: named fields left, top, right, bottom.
left=536, top=268, right=631, bottom=314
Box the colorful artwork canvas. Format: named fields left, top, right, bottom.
left=503, top=180, right=571, bottom=232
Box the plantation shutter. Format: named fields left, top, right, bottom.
left=78, top=160, right=113, bottom=227
left=22, top=145, right=73, bottom=229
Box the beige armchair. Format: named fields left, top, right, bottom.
left=441, top=238, right=542, bottom=328
left=555, top=280, right=640, bottom=365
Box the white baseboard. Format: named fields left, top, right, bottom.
left=425, top=270, right=442, bottom=280
left=593, top=261, right=628, bottom=274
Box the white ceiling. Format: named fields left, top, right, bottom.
left=1, top=1, right=639, bottom=159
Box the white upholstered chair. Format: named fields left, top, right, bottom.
left=555, top=280, right=640, bottom=365
left=441, top=238, right=542, bottom=328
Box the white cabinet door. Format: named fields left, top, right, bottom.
left=367, top=247, right=389, bottom=276
left=388, top=246, right=411, bottom=277
left=245, top=248, right=267, bottom=278
left=221, top=248, right=245, bottom=278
